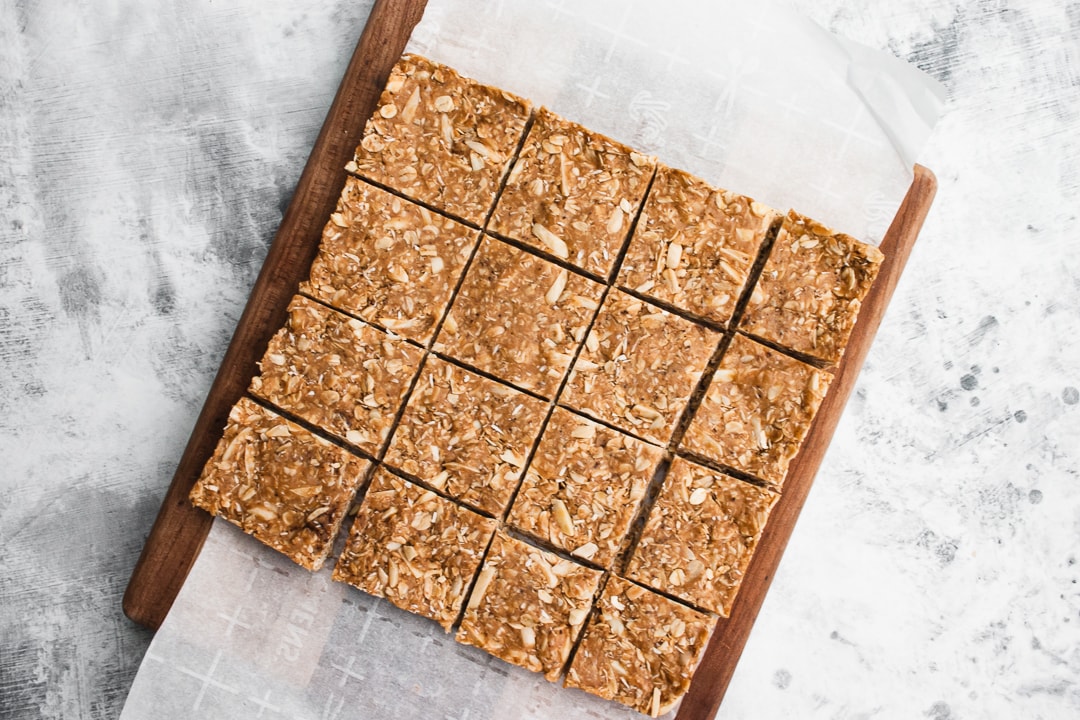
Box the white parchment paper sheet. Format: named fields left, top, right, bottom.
left=121, top=1, right=943, bottom=718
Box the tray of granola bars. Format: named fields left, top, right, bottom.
left=123, top=1, right=937, bottom=717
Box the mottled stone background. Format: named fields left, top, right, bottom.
left=1, top=1, right=1077, bottom=718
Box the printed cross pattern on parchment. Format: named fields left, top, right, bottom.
left=218, top=604, right=253, bottom=637
left=247, top=689, right=281, bottom=718
left=177, top=649, right=239, bottom=711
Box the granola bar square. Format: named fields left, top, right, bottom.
left=565, top=576, right=716, bottom=717
left=333, top=468, right=496, bottom=630
left=300, top=177, right=479, bottom=344
left=507, top=408, right=664, bottom=569
left=561, top=289, right=720, bottom=444
left=456, top=531, right=603, bottom=680
left=350, top=54, right=532, bottom=226
left=383, top=356, right=548, bottom=516
left=433, top=236, right=604, bottom=398
left=249, top=295, right=423, bottom=457
left=740, top=209, right=884, bottom=364
left=680, top=333, right=830, bottom=487
left=618, top=164, right=777, bottom=327
left=490, top=108, right=655, bottom=278
left=625, top=457, right=777, bottom=616
left=190, top=397, right=369, bottom=570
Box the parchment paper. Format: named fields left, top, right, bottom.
left=121, top=1, right=943, bottom=718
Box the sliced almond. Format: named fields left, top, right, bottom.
left=552, top=498, right=575, bottom=537
left=632, top=404, right=661, bottom=420
left=399, top=86, right=421, bottom=123
left=532, top=224, right=569, bottom=259
left=532, top=554, right=559, bottom=588
left=560, top=154, right=572, bottom=197
left=689, top=488, right=709, bottom=505
left=499, top=449, right=524, bottom=467
left=520, top=626, right=536, bottom=648
left=568, top=607, right=589, bottom=626
left=467, top=567, right=496, bottom=610
left=306, top=506, right=331, bottom=522
left=248, top=505, right=276, bottom=522
left=606, top=205, right=624, bottom=235
left=572, top=541, right=599, bottom=560
left=663, top=267, right=680, bottom=293
left=264, top=423, right=291, bottom=438
left=551, top=559, right=576, bottom=577
left=387, top=265, right=410, bottom=284
left=425, top=471, right=448, bottom=490
left=464, top=140, right=493, bottom=159
left=570, top=422, right=596, bottom=440
left=666, top=242, right=683, bottom=270
left=546, top=269, right=568, bottom=305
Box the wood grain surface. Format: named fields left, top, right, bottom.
left=122, top=2, right=937, bottom=716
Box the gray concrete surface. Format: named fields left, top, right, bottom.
left=1, top=0, right=1077, bottom=717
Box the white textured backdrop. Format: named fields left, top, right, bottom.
left=1, top=1, right=1077, bottom=718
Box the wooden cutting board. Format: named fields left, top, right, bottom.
left=122, top=1, right=937, bottom=717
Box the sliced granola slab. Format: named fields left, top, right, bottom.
left=434, top=236, right=604, bottom=398
left=350, top=53, right=532, bottom=226
left=490, top=107, right=655, bottom=278
left=565, top=576, right=716, bottom=717
left=561, top=289, right=719, bottom=444
left=625, top=457, right=777, bottom=616
left=301, top=176, right=479, bottom=344
left=190, top=397, right=369, bottom=570
left=680, top=333, right=830, bottom=487
left=507, top=408, right=664, bottom=569
left=741, top=209, right=884, bottom=364
left=383, top=356, right=547, bottom=516
left=618, top=164, right=777, bottom=327
left=333, top=468, right=496, bottom=630
left=249, top=295, right=423, bottom=458
left=456, top=531, right=603, bottom=680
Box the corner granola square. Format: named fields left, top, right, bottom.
left=740, top=209, right=884, bottom=364
left=190, top=397, right=369, bottom=570
left=350, top=54, right=532, bottom=226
